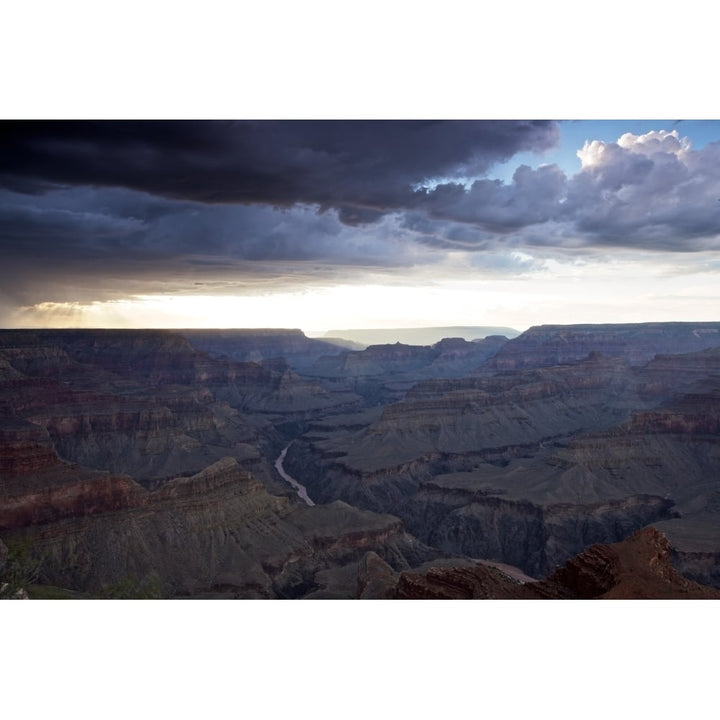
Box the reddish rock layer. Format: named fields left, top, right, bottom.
left=0, top=420, right=60, bottom=475
left=385, top=528, right=720, bottom=599
left=545, top=526, right=720, bottom=599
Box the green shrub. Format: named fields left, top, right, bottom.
left=0, top=537, right=42, bottom=600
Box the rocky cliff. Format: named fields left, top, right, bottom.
left=285, top=345, right=720, bottom=585
left=181, top=328, right=359, bottom=370
left=0, top=418, right=61, bottom=476
left=367, top=528, right=720, bottom=599
left=1, top=454, right=437, bottom=598
left=486, top=322, right=720, bottom=371
left=0, top=330, right=362, bottom=484
left=542, top=527, right=720, bottom=599
left=0, top=329, right=359, bottom=412
left=285, top=355, right=639, bottom=484
left=305, top=336, right=508, bottom=381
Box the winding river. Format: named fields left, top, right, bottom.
left=274, top=442, right=315, bottom=506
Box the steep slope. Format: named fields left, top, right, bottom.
left=0, top=330, right=361, bottom=484
left=181, top=328, right=360, bottom=370
left=486, top=322, right=720, bottom=371
left=304, top=336, right=508, bottom=382
left=370, top=528, right=720, bottom=599
left=286, top=346, right=720, bottom=582
left=285, top=355, right=640, bottom=488
left=1, top=452, right=436, bottom=598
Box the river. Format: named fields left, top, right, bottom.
left=274, top=442, right=315, bottom=506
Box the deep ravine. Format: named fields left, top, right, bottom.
left=274, top=442, right=315, bottom=506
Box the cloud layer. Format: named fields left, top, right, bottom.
left=0, top=120, right=558, bottom=217
left=1, top=121, right=720, bottom=316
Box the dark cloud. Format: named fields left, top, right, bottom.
left=0, top=120, right=559, bottom=218
left=0, top=185, right=428, bottom=305
left=415, top=163, right=568, bottom=233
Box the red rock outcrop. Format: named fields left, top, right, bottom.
left=623, top=390, right=720, bottom=435
left=0, top=471, right=142, bottom=530
left=544, top=527, right=720, bottom=599
left=0, top=419, right=60, bottom=475
left=0, top=417, right=145, bottom=532
left=382, top=528, right=720, bottom=599
left=394, top=564, right=535, bottom=599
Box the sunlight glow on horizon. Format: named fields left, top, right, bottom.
left=9, top=255, right=720, bottom=334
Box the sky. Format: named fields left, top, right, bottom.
left=1, top=119, right=720, bottom=333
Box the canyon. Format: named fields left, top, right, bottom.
left=2, top=322, right=720, bottom=598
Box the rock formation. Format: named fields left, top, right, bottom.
left=1, top=451, right=437, bottom=598
left=305, top=336, right=509, bottom=382
left=321, top=326, right=520, bottom=347
left=285, top=343, right=720, bottom=585
left=366, top=528, right=720, bottom=599
left=486, top=322, right=720, bottom=371
left=181, top=328, right=360, bottom=370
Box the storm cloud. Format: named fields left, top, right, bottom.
left=0, top=120, right=559, bottom=219
left=0, top=183, right=444, bottom=305
left=2, top=121, right=720, bottom=319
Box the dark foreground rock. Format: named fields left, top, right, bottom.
left=363, top=528, right=720, bottom=599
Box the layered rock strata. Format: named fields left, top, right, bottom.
left=486, top=322, right=720, bottom=371
left=181, top=328, right=359, bottom=370
left=1, top=455, right=435, bottom=598
left=366, top=528, right=720, bottom=599
left=286, top=348, right=720, bottom=583
left=0, top=330, right=362, bottom=484
left=305, top=336, right=508, bottom=382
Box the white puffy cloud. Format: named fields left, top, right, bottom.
left=617, top=129, right=691, bottom=158
left=564, top=130, right=720, bottom=248
left=407, top=126, right=720, bottom=253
